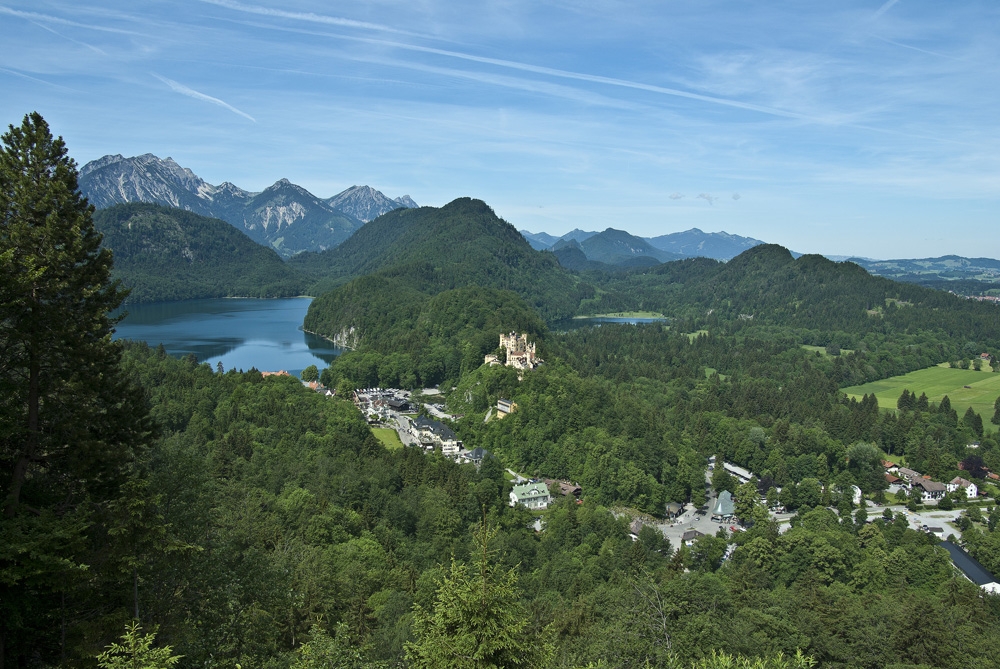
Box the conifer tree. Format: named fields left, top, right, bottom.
left=405, top=522, right=553, bottom=668
left=0, top=112, right=153, bottom=666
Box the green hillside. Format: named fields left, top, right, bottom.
left=291, top=197, right=590, bottom=320
left=94, top=202, right=307, bottom=301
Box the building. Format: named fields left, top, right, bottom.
left=665, top=502, right=684, bottom=519
left=723, top=462, right=753, bottom=484
left=913, top=478, right=947, bottom=501
left=466, top=447, right=491, bottom=467
left=948, top=477, right=978, bottom=499
left=485, top=332, right=542, bottom=371
left=711, top=490, right=735, bottom=522
left=510, top=482, right=551, bottom=510
left=496, top=398, right=518, bottom=418
left=410, top=416, right=462, bottom=455
left=682, top=529, right=705, bottom=546
left=940, top=541, right=1000, bottom=594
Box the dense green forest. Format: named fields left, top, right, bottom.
left=6, top=113, right=1000, bottom=669
left=94, top=203, right=307, bottom=301
left=291, top=198, right=591, bottom=320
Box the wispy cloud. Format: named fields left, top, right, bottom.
left=871, top=0, right=900, bottom=22
left=0, top=6, right=142, bottom=35
left=210, top=15, right=830, bottom=123
left=0, top=66, right=84, bottom=93
left=27, top=19, right=107, bottom=56
left=152, top=74, right=256, bottom=122
left=197, top=0, right=429, bottom=38
left=355, top=55, right=643, bottom=110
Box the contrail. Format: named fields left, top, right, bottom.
left=0, top=6, right=142, bottom=35
left=197, top=0, right=429, bottom=38
left=871, top=0, right=900, bottom=22
left=0, top=66, right=85, bottom=93
left=152, top=74, right=256, bottom=122
left=358, top=38, right=816, bottom=121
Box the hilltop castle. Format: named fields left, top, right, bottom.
left=484, top=331, right=542, bottom=371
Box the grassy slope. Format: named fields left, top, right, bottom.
left=370, top=427, right=404, bottom=450
left=844, top=363, right=1000, bottom=430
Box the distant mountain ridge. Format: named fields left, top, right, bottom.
left=79, top=154, right=417, bottom=257
left=520, top=226, right=764, bottom=262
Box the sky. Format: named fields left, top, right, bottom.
left=1, top=0, right=998, bottom=259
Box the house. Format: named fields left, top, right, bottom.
left=411, top=416, right=462, bottom=455
left=913, top=478, right=947, bottom=501
left=545, top=479, right=582, bottom=498
left=682, top=529, right=705, bottom=546
left=948, top=477, right=978, bottom=499
left=896, top=467, right=921, bottom=484
left=496, top=398, right=517, bottom=418
left=629, top=519, right=645, bottom=537
left=466, top=447, right=491, bottom=466
left=885, top=473, right=901, bottom=485
left=882, top=460, right=899, bottom=473
left=711, top=490, right=735, bottom=522
left=665, top=502, right=684, bottom=519
left=510, top=482, right=551, bottom=510
left=940, top=541, right=1000, bottom=594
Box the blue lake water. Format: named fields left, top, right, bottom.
left=113, top=298, right=342, bottom=377
left=551, top=316, right=669, bottom=331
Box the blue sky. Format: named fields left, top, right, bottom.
left=2, top=0, right=998, bottom=259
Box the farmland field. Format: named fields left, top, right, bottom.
left=843, top=363, right=1000, bottom=430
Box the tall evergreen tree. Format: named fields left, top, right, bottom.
left=0, top=113, right=153, bottom=667
left=405, top=522, right=553, bottom=668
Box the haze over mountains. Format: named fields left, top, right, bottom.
left=79, top=154, right=417, bottom=257
left=522, top=226, right=765, bottom=263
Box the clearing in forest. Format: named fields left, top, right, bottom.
left=843, top=364, right=1000, bottom=430
left=371, top=427, right=405, bottom=450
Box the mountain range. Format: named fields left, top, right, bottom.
left=521, top=226, right=765, bottom=263
left=79, top=154, right=417, bottom=257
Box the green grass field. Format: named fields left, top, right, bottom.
left=844, top=364, right=1000, bottom=431
left=371, top=427, right=404, bottom=451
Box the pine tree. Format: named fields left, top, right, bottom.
left=1, top=112, right=153, bottom=666
left=405, top=522, right=553, bottom=668
left=993, top=395, right=1000, bottom=426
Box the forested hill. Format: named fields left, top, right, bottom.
left=94, top=202, right=307, bottom=301
left=591, top=244, right=1000, bottom=345
left=290, top=197, right=589, bottom=319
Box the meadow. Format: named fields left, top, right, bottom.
left=844, top=363, right=1000, bottom=431
left=370, top=426, right=404, bottom=450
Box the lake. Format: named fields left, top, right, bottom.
left=113, top=298, right=342, bottom=377
left=551, top=315, right=669, bottom=332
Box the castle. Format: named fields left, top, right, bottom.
left=484, top=331, right=541, bottom=371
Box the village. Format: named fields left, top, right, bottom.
left=312, top=331, right=1000, bottom=597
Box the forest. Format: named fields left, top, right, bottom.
left=4, top=112, right=1000, bottom=669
